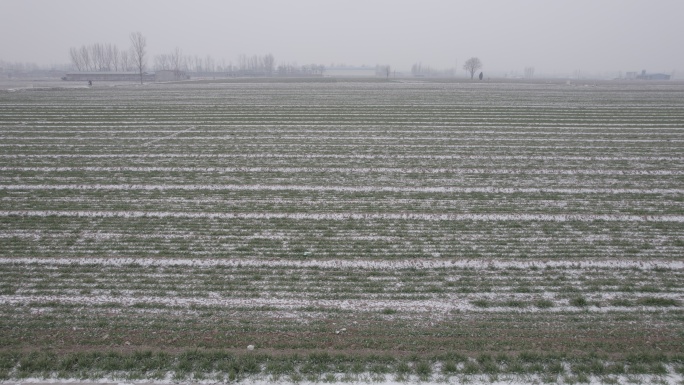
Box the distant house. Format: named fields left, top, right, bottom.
left=63, top=72, right=156, bottom=82
left=635, top=70, right=671, bottom=81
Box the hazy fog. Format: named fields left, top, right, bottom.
left=1, top=0, right=682, bottom=76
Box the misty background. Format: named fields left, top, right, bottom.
left=1, top=0, right=682, bottom=78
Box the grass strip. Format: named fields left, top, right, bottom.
left=1, top=350, right=682, bottom=381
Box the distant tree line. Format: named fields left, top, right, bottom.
left=65, top=33, right=516, bottom=80
left=411, top=62, right=455, bottom=77
left=65, top=39, right=492, bottom=81
left=278, top=63, right=325, bottom=76
left=69, top=43, right=133, bottom=72
left=411, top=62, right=427, bottom=76
left=0, top=60, right=42, bottom=73
left=236, top=54, right=276, bottom=75
left=153, top=53, right=277, bottom=75
left=152, top=47, right=188, bottom=80
left=1, top=60, right=72, bottom=79
left=69, top=36, right=328, bottom=79
left=152, top=52, right=325, bottom=77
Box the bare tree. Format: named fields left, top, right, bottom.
left=69, top=42, right=126, bottom=72
left=411, top=62, right=421, bottom=76
left=170, top=47, right=185, bottom=79
left=192, top=55, right=203, bottom=72
left=154, top=54, right=170, bottom=70
left=105, top=44, right=119, bottom=71
left=524, top=66, right=535, bottom=79
left=463, top=57, right=483, bottom=79
left=250, top=55, right=259, bottom=71
left=238, top=54, right=247, bottom=71
left=95, top=44, right=107, bottom=71
left=79, top=46, right=92, bottom=71
left=69, top=47, right=83, bottom=71
left=120, top=51, right=130, bottom=71
left=154, top=48, right=186, bottom=79
left=205, top=55, right=215, bottom=72
left=100, top=43, right=114, bottom=71
left=377, top=65, right=391, bottom=78
left=108, top=44, right=119, bottom=71
left=93, top=43, right=110, bottom=71
left=263, top=53, right=275, bottom=76
left=90, top=44, right=101, bottom=71
left=129, top=31, right=147, bottom=84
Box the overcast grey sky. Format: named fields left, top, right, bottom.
left=1, top=0, right=682, bottom=75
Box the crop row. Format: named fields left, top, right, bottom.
left=2, top=350, right=683, bottom=383
left=1, top=216, right=682, bottom=261
left=1, top=189, right=682, bottom=215
left=1, top=259, right=681, bottom=309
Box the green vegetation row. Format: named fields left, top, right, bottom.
left=1, top=350, right=682, bottom=382
left=2, top=216, right=681, bottom=261
left=2, top=260, right=682, bottom=302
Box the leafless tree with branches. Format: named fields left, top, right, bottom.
left=463, top=57, right=483, bottom=79
left=263, top=54, right=275, bottom=76
left=69, top=47, right=84, bottom=71
left=120, top=51, right=131, bottom=72
left=154, top=54, right=170, bottom=71
left=129, top=32, right=147, bottom=84
left=524, top=66, right=535, bottom=79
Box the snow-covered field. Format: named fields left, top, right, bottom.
left=0, top=80, right=683, bottom=383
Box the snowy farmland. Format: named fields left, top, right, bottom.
left=0, top=80, right=683, bottom=383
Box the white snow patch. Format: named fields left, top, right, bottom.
left=1, top=183, right=682, bottom=195
left=6, top=373, right=683, bottom=385
left=1, top=256, right=680, bottom=271
left=1, top=210, right=682, bottom=222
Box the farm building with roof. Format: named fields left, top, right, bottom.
left=633, top=70, right=671, bottom=80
